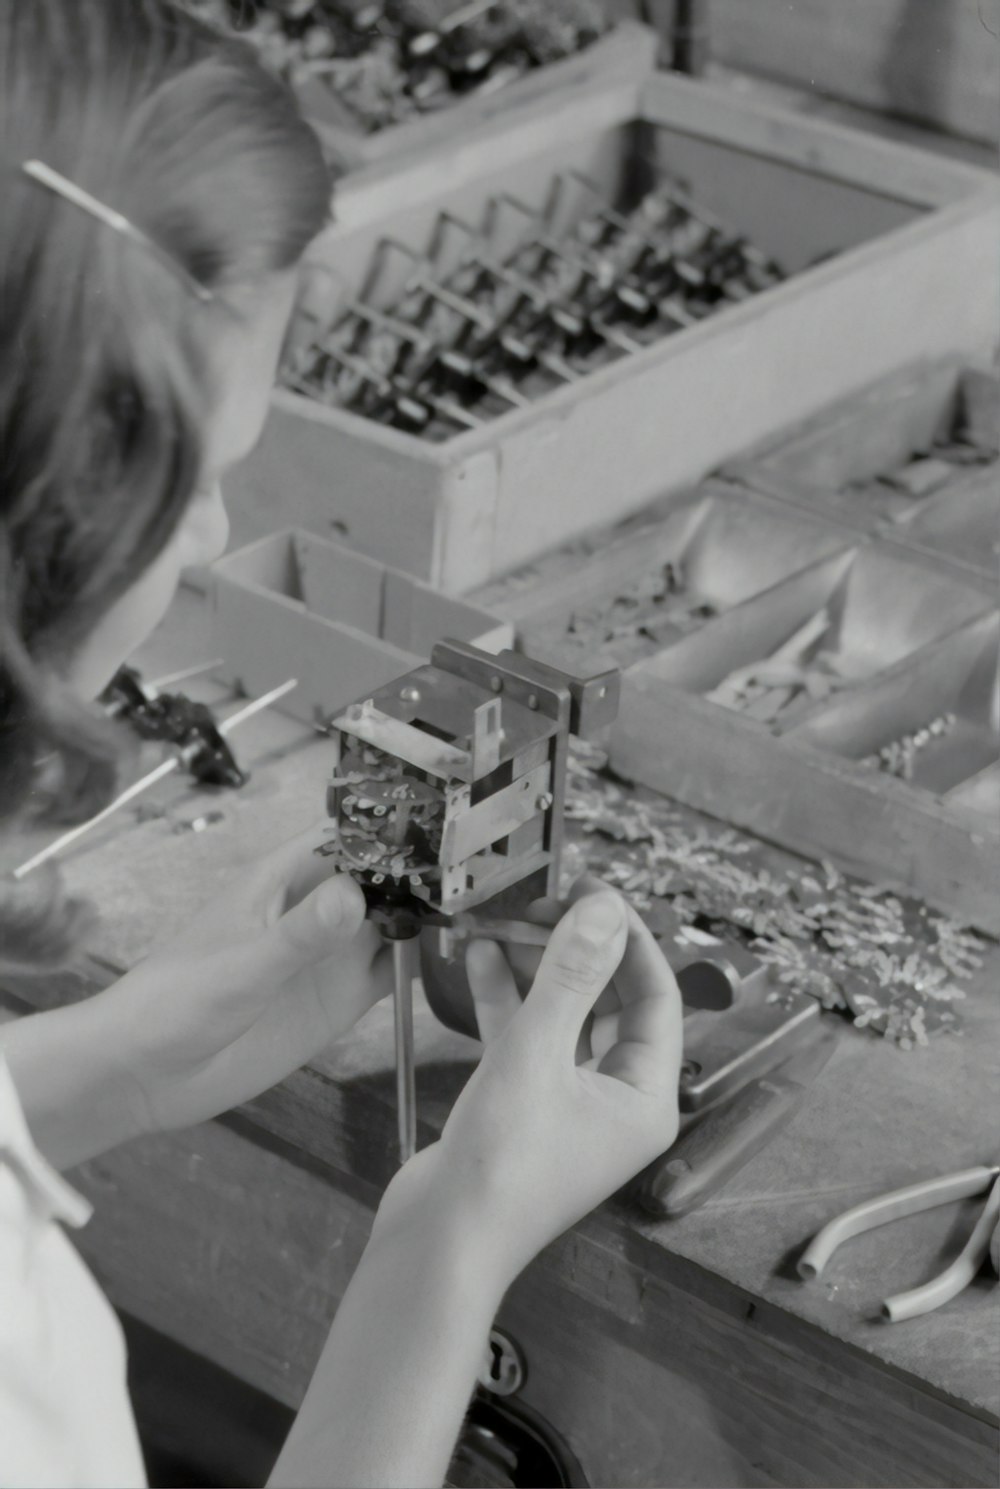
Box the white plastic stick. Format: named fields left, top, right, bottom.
left=12, top=678, right=298, bottom=879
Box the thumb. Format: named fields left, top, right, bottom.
left=263, top=871, right=367, bottom=980
left=521, top=891, right=628, bottom=1048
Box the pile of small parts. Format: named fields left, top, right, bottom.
left=859, top=713, right=957, bottom=780
left=851, top=369, right=999, bottom=525
left=562, top=743, right=984, bottom=1048
left=284, top=174, right=785, bottom=439
left=186, top=0, right=609, bottom=134
left=706, top=606, right=858, bottom=727
left=536, top=561, right=716, bottom=669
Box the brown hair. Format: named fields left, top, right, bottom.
left=1, top=0, right=331, bottom=964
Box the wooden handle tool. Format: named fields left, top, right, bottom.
left=639, top=1035, right=837, bottom=1218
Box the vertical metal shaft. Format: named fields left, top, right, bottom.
left=392, top=937, right=418, bottom=1165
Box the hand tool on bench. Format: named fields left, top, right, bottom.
left=637, top=1033, right=838, bottom=1218
left=798, top=1163, right=1000, bottom=1321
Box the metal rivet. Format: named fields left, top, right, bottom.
left=527, top=693, right=538, bottom=709
left=490, top=676, right=503, bottom=693
left=400, top=685, right=421, bottom=704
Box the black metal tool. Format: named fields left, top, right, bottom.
left=100, top=665, right=247, bottom=788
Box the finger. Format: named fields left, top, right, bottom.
left=521, top=891, right=628, bottom=1049
left=466, top=939, right=523, bottom=1045
left=268, top=822, right=348, bottom=909
left=590, top=1009, right=621, bottom=1064
left=511, top=877, right=615, bottom=990
left=568, top=876, right=622, bottom=1020
left=263, top=870, right=368, bottom=981
left=596, top=911, right=684, bottom=1096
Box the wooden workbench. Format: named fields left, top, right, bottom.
left=2, top=587, right=998, bottom=1488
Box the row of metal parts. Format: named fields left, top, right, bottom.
left=189, top=0, right=610, bottom=130
left=284, top=172, right=785, bottom=439
left=318, top=744, right=446, bottom=884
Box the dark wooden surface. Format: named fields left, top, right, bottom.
left=3, top=587, right=999, bottom=1486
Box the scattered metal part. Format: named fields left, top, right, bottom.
left=172, top=811, right=226, bottom=835
left=561, top=743, right=982, bottom=1050
left=860, top=714, right=958, bottom=780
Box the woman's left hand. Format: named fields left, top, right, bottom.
left=100, top=824, right=393, bottom=1134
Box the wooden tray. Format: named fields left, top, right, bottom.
left=721, top=360, right=1000, bottom=582
left=298, top=21, right=658, bottom=173
left=475, top=483, right=856, bottom=675
left=210, top=530, right=511, bottom=726
left=475, top=478, right=999, bottom=931
left=609, top=541, right=998, bottom=932
left=224, top=69, right=1000, bottom=592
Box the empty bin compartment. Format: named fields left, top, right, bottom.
left=732, top=362, right=999, bottom=545
left=211, top=529, right=511, bottom=725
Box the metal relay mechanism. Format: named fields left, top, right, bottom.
left=318, top=638, right=618, bottom=926
left=318, top=639, right=619, bottom=1158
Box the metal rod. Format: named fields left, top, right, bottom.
left=147, top=658, right=224, bottom=692
left=12, top=757, right=180, bottom=879
left=217, top=678, right=298, bottom=735
left=12, top=678, right=298, bottom=879
left=392, top=937, right=418, bottom=1165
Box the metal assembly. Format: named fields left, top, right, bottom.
left=318, top=641, right=618, bottom=923
left=317, top=642, right=619, bottom=1160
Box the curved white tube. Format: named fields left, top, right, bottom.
left=798, top=1166, right=999, bottom=1281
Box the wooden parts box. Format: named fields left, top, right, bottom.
left=210, top=530, right=512, bottom=726
left=225, top=69, right=1000, bottom=592
left=721, top=359, right=1000, bottom=582
left=476, top=479, right=999, bottom=931
left=299, top=21, right=658, bottom=173
left=609, top=532, right=998, bottom=932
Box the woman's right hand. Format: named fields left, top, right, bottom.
left=378, top=889, right=683, bottom=1279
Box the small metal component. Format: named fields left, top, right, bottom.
left=407, top=0, right=499, bottom=57
left=435, top=347, right=529, bottom=408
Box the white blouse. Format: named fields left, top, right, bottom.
left=0, top=1057, right=146, bottom=1488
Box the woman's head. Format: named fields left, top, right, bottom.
left=1, top=0, right=331, bottom=957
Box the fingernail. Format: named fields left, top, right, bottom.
left=573, top=892, right=624, bottom=942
